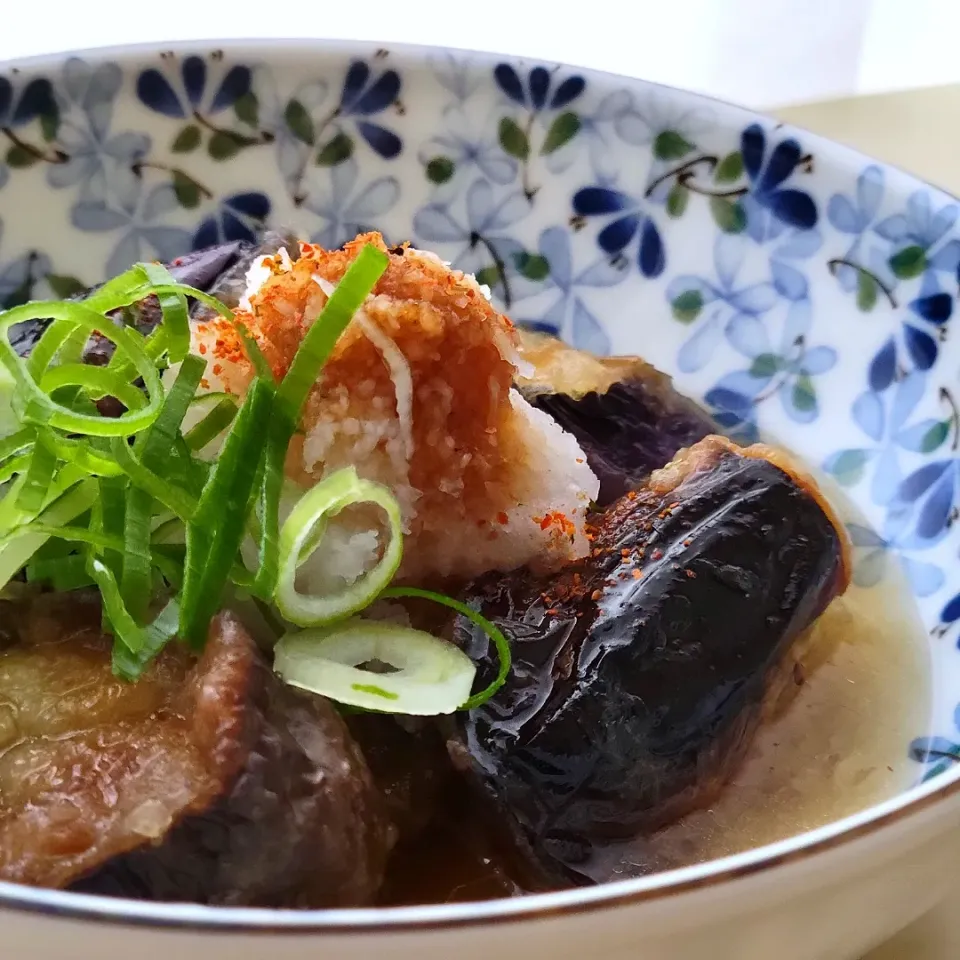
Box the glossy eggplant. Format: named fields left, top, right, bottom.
left=191, top=229, right=298, bottom=320
left=448, top=436, right=850, bottom=888
left=0, top=596, right=394, bottom=906
left=516, top=330, right=716, bottom=505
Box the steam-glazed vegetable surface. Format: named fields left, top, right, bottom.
left=0, top=233, right=929, bottom=908
left=448, top=437, right=849, bottom=886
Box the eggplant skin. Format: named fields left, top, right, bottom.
left=516, top=331, right=716, bottom=506
left=9, top=241, right=249, bottom=363
left=0, top=599, right=394, bottom=907
left=450, top=436, right=850, bottom=888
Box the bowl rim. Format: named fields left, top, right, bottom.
left=0, top=35, right=956, bottom=935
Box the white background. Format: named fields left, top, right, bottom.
left=0, top=0, right=957, bottom=109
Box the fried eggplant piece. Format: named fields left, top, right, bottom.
left=0, top=596, right=394, bottom=906
left=516, top=330, right=716, bottom=506
left=448, top=436, right=850, bottom=888
left=191, top=229, right=299, bottom=320
left=9, top=241, right=249, bottom=362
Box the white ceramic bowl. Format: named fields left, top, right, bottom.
left=1, top=39, right=959, bottom=960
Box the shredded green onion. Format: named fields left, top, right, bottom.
left=15, top=434, right=57, bottom=514
left=98, top=474, right=126, bottom=581
left=111, top=596, right=180, bottom=681
left=142, top=263, right=191, bottom=364
left=39, top=364, right=147, bottom=411
left=0, top=429, right=36, bottom=465
left=1, top=302, right=164, bottom=437
left=0, top=454, right=32, bottom=487
left=183, top=393, right=238, bottom=453
left=0, top=479, right=98, bottom=588
left=179, top=377, right=274, bottom=647
left=27, top=554, right=94, bottom=592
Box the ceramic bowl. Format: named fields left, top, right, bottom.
left=0, top=39, right=958, bottom=960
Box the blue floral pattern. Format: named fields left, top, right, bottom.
left=0, top=43, right=958, bottom=784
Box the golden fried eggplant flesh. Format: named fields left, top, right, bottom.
left=0, top=595, right=394, bottom=906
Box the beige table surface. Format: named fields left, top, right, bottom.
left=776, top=85, right=960, bottom=960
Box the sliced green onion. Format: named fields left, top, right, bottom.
left=86, top=555, right=145, bottom=653
left=118, top=360, right=203, bottom=609
left=0, top=363, right=18, bottom=441
left=119, top=481, right=153, bottom=623
left=82, top=264, right=150, bottom=314
left=277, top=244, right=388, bottom=420
left=98, top=474, right=126, bottom=580
left=274, top=620, right=476, bottom=715
left=180, top=377, right=274, bottom=647
left=155, top=283, right=273, bottom=381
left=0, top=462, right=87, bottom=539
left=0, top=522, right=125, bottom=555
left=151, top=517, right=185, bottom=544
left=275, top=466, right=402, bottom=627
left=137, top=355, right=205, bottom=455
left=109, top=437, right=198, bottom=521
left=106, top=325, right=168, bottom=383
left=169, top=434, right=209, bottom=496
left=57, top=325, right=91, bottom=366
left=0, top=454, right=32, bottom=487
left=253, top=426, right=294, bottom=596
left=151, top=546, right=185, bottom=588
left=39, top=363, right=148, bottom=412
left=26, top=320, right=75, bottom=381
left=38, top=433, right=125, bottom=478
left=0, top=428, right=35, bottom=466
left=120, top=279, right=273, bottom=381
left=380, top=586, right=512, bottom=710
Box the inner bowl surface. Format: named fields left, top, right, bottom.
left=0, top=37, right=957, bottom=932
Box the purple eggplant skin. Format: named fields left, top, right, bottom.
left=516, top=331, right=716, bottom=506
left=448, top=437, right=850, bottom=889
left=8, top=241, right=249, bottom=363
left=191, top=230, right=298, bottom=321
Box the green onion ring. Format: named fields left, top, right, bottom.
left=275, top=466, right=403, bottom=627
left=380, top=586, right=512, bottom=710
left=274, top=621, right=476, bottom=716
left=254, top=244, right=389, bottom=597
